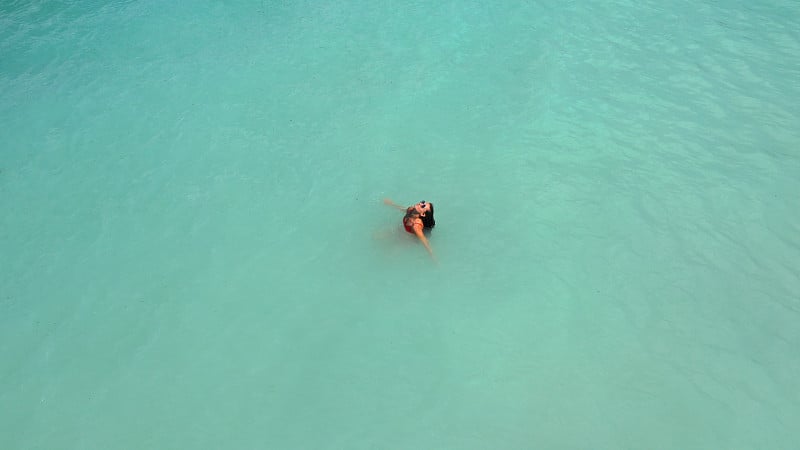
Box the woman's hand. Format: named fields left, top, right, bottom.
left=383, top=198, right=406, bottom=211
left=413, top=225, right=436, bottom=262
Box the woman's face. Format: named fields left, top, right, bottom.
left=414, top=201, right=432, bottom=215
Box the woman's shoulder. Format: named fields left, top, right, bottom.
left=403, top=213, right=421, bottom=224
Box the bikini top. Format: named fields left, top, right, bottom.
left=403, top=208, right=422, bottom=229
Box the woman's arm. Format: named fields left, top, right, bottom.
left=383, top=198, right=407, bottom=211
left=413, top=225, right=436, bottom=260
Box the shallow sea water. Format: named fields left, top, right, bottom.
left=1, top=0, right=799, bottom=448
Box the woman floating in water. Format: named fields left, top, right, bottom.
left=383, top=198, right=436, bottom=259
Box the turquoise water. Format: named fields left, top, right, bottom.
left=2, top=0, right=799, bottom=448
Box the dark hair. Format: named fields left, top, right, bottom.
left=421, top=203, right=435, bottom=228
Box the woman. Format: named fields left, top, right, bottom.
left=383, top=198, right=436, bottom=259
